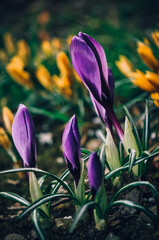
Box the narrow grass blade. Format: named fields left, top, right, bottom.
left=69, top=201, right=101, bottom=233
left=0, top=192, right=30, bottom=206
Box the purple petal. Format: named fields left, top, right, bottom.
left=107, top=68, right=114, bottom=102
left=70, top=36, right=102, bottom=103
left=62, top=115, right=81, bottom=185
left=79, top=32, right=108, bottom=85
left=87, top=152, right=102, bottom=197
left=12, top=104, right=36, bottom=168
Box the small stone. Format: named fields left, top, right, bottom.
left=55, top=218, right=64, bottom=227
left=56, top=157, right=64, bottom=164
left=4, top=234, right=26, bottom=240
left=105, top=232, right=122, bottom=240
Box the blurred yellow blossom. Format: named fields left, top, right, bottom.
left=115, top=55, right=134, bottom=78
left=3, top=32, right=15, bottom=54
left=51, top=38, right=62, bottom=51
left=52, top=51, right=73, bottom=97
left=36, top=65, right=53, bottom=91
left=152, top=31, right=159, bottom=48
left=131, top=70, right=157, bottom=92
left=17, top=40, right=31, bottom=62
left=37, top=11, right=50, bottom=24
left=56, top=51, right=73, bottom=78
left=2, top=106, right=14, bottom=135
left=41, top=40, right=53, bottom=55
left=137, top=41, right=159, bottom=72
left=66, top=35, right=73, bottom=45
left=145, top=71, right=159, bottom=89
left=0, top=127, right=11, bottom=151
left=6, top=56, right=33, bottom=89
left=150, top=92, right=159, bottom=107
left=116, top=31, right=159, bottom=107
left=0, top=50, right=8, bottom=63
left=52, top=75, right=72, bottom=97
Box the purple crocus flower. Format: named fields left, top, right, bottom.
left=62, top=115, right=81, bottom=186
left=70, top=32, right=124, bottom=142
left=12, top=104, right=36, bottom=168
left=88, top=152, right=102, bottom=197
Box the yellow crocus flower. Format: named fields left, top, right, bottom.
left=41, top=40, right=52, bottom=55
left=51, top=38, right=62, bottom=51
left=3, top=32, right=15, bottom=54
left=137, top=41, right=159, bottom=72
left=66, top=35, right=73, bottom=45
left=0, top=49, right=8, bottom=63
left=0, top=127, right=11, bottom=151
left=115, top=55, right=134, bottom=78
left=131, top=70, right=157, bottom=92
left=36, top=65, right=53, bottom=91
left=56, top=51, right=73, bottom=80
left=152, top=31, right=159, bottom=48
left=145, top=71, right=159, bottom=89
left=2, top=106, right=14, bottom=135
left=150, top=92, right=159, bottom=107
left=17, top=40, right=30, bottom=62
left=6, top=56, right=33, bottom=89
left=52, top=75, right=72, bottom=97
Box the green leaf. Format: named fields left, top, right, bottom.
left=105, top=128, right=121, bottom=171
left=124, top=106, right=141, bottom=152
left=69, top=201, right=101, bottom=233
left=31, top=210, right=46, bottom=240
left=128, top=149, right=137, bottom=173
left=74, top=159, right=85, bottom=203
left=107, top=200, right=156, bottom=222
left=0, top=168, right=75, bottom=198
left=16, top=193, right=80, bottom=220
left=29, top=107, right=69, bottom=122
left=110, top=181, right=159, bottom=221
left=0, top=192, right=30, bottom=206
left=142, top=101, right=150, bottom=151
left=29, top=172, right=49, bottom=217
left=123, top=117, right=139, bottom=176
left=95, top=183, right=107, bottom=219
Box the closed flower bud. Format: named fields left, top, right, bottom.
left=62, top=115, right=81, bottom=186
left=12, top=104, right=36, bottom=168
left=87, top=152, right=102, bottom=197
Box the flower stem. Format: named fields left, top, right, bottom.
left=107, top=107, right=124, bottom=143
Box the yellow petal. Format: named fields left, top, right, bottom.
left=116, top=55, right=134, bottom=77
left=3, top=32, right=15, bottom=54
left=52, top=75, right=72, bottom=97
left=56, top=51, right=73, bottom=81
left=150, top=92, right=159, bottom=107
left=6, top=57, right=33, bottom=89
left=17, top=40, right=30, bottom=62
left=131, top=70, right=157, bottom=92
left=36, top=65, right=53, bottom=91
left=0, top=49, right=8, bottom=63
left=137, top=41, right=159, bottom=72
left=2, top=106, right=14, bottom=135
left=51, top=38, right=62, bottom=51
left=152, top=31, right=159, bottom=48
left=66, top=35, right=73, bottom=45
left=145, top=71, right=159, bottom=88
left=0, top=127, right=11, bottom=150
left=41, top=40, right=52, bottom=55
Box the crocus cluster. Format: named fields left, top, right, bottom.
left=70, top=32, right=124, bottom=142
left=116, top=31, right=159, bottom=107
